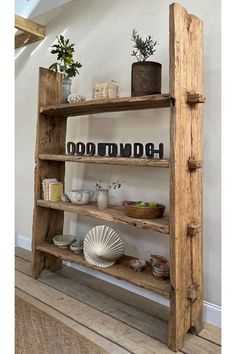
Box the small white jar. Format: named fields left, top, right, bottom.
left=97, top=189, right=109, bottom=209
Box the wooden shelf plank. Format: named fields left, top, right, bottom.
left=39, top=154, right=170, bottom=168
left=37, top=200, right=170, bottom=234
left=36, top=242, right=170, bottom=298
left=40, top=94, right=171, bottom=117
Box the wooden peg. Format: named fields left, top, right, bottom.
left=186, top=92, right=206, bottom=104
left=187, top=224, right=202, bottom=236
left=188, top=159, right=202, bottom=171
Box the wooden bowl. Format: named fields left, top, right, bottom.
left=123, top=201, right=165, bottom=219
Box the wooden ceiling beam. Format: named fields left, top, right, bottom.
left=15, top=15, right=45, bottom=49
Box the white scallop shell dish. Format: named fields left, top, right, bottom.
left=84, top=225, right=124, bottom=268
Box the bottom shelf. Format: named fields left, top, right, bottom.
left=35, top=243, right=170, bottom=299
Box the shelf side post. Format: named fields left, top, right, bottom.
left=169, top=3, right=204, bottom=351
left=32, top=67, right=67, bottom=278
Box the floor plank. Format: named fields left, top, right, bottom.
left=16, top=256, right=169, bottom=343
left=198, top=323, right=221, bottom=346
left=15, top=248, right=221, bottom=353
left=16, top=269, right=178, bottom=354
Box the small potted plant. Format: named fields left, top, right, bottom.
left=49, top=35, right=82, bottom=102
left=131, top=29, right=161, bottom=96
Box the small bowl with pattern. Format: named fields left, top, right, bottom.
left=152, top=263, right=170, bottom=280
left=130, top=259, right=146, bottom=272
left=150, top=254, right=168, bottom=266
left=53, top=235, right=76, bottom=249
left=70, top=240, right=84, bottom=254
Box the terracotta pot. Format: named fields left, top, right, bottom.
left=131, top=61, right=162, bottom=96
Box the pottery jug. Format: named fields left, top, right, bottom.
left=97, top=189, right=109, bottom=209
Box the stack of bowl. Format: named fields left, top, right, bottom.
left=150, top=254, right=170, bottom=280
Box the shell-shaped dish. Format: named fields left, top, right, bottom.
left=84, top=225, right=124, bottom=268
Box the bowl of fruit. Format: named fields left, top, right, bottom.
left=122, top=201, right=165, bottom=219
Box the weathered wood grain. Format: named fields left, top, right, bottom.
left=34, top=243, right=170, bottom=298
left=32, top=68, right=66, bottom=278
left=40, top=94, right=171, bottom=117
left=198, top=323, right=221, bottom=346
left=37, top=199, right=170, bottom=234
left=16, top=253, right=221, bottom=353
left=16, top=257, right=169, bottom=344
left=16, top=247, right=170, bottom=321
left=15, top=15, right=45, bottom=37
left=39, top=154, right=170, bottom=168
left=15, top=270, right=177, bottom=354
left=15, top=32, right=43, bottom=49
left=169, top=3, right=204, bottom=351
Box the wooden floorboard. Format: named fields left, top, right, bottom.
left=15, top=248, right=221, bottom=353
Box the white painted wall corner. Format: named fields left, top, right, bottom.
left=15, top=234, right=221, bottom=328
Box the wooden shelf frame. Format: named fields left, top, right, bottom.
left=31, top=3, right=204, bottom=352
left=15, top=14, right=45, bottom=49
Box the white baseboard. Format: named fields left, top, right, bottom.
left=15, top=234, right=221, bottom=328
left=15, top=235, right=32, bottom=250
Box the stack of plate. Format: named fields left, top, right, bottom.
left=152, top=262, right=170, bottom=280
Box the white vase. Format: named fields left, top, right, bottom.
left=97, top=189, right=109, bottom=209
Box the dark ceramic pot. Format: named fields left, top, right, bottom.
left=131, top=61, right=162, bottom=96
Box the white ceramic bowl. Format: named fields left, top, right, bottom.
left=70, top=240, right=84, bottom=254
left=130, top=259, right=146, bottom=271
left=53, top=235, right=76, bottom=248
left=66, top=189, right=94, bottom=205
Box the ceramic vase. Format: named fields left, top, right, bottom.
left=62, top=77, right=72, bottom=103
left=97, top=189, right=109, bottom=209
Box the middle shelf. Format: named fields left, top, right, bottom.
left=37, top=200, right=170, bottom=234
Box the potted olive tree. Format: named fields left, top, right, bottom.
left=131, top=29, right=161, bottom=96
left=49, top=35, right=82, bottom=102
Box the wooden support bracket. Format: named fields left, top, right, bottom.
left=186, top=92, right=206, bottom=104
left=187, top=283, right=199, bottom=303
left=187, top=224, right=202, bottom=236
left=188, top=159, right=202, bottom=171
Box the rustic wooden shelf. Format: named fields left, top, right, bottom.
left=32, top=3, right=204, bottom=351
left=40, top=94, right=171, bottom=117
left=37, top=200, right=170, bottom=234
left=39, top=154, right=170, bottom=168
left=36, top=242, right=170, bottom=298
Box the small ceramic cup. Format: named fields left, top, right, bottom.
left=130, top=259, right=146, bottom=272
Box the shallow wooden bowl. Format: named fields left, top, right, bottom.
left=123, top=201, right=165, bottom=219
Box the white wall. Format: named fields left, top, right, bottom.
left=15, top=0, right=221, bottom=307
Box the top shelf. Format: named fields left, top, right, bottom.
left=40, top=94, right=171, bottom=117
